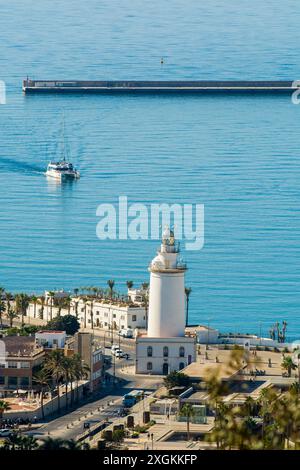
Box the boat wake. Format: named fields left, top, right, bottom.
left=0, top=156, right=44, bottom=175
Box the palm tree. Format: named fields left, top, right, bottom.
left=48, top=291, right=55, bottom=321
left=72, top=353, right=90, bottom=403
left=282, top=355, right=296, bottom=377
left=0, top=400, right=11, bottom=422
left=179, top=403, right=195, bottom=441
left=89, top=299, right=94, bottom=329
left=64, top=439, right=89, bottom=450
left=0, top=287, right=5, bottom=327
left=15, top=293, right=30, bottom=326
left=184, top=287, right=192, bottom=327
left=44, top=350, right=65, bottom=414
left=33, top=369, right=51, bottom=419
left=38, top=437, right=68, bottom=450
left=126, top=280, right=134, bottom=290
left=107, top=280, right=115, bottom=299
left=61, top=356, right=79, bottom=410
left=142, top=292, right=149, bottom=329
left=6, top=308, right=19, bottom=328
left=5, top=291, right=12, bottom=317
left=74, top=288, right=79, bottom=297
left=275, top=321, right=280, bottom=342
left=37, top=296, right=45, bottom=320
left=82, top=296, right=88, bottom=328
left=31, top=295, right=38, bottom=319
left=73, top=299, right=79, bottom=319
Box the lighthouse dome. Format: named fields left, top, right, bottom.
left=151, top=254, right=165, bottom=270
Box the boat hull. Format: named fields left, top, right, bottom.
left=45, top=170, right=80, bottom=180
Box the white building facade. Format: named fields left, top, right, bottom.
left=136, top=229, right=196, bottom=375
left=26, top=294, right=146, bottom=331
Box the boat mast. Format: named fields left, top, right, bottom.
left=62, top=111, right=66, bottom=162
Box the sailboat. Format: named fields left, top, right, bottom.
left=45, top=114, right=80, bottom=180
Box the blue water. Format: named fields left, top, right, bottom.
left=1, top=0, right=300, bottom=339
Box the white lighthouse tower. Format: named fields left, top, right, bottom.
left=148, top=227, right=186, bottom=338
left=136, top=228, right=196, bottom=375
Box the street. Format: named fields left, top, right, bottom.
left=23, top=339, right=163, bottom=441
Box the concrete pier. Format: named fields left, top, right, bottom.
left=22, top=79, right=297, bottom=94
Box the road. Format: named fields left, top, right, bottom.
left=24, top=341, right=163, bottom=441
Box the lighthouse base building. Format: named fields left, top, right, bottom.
left=136, top=336, right=196, bottom=375
left=135, top=229, right=196, bottom=375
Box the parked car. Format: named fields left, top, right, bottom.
left=114, top=349, right=124, bottom=359
left=0, top=429, right=12, bottom=438
left=118, top=328, right=134, bottom=338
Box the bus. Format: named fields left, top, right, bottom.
left=122, top=390, right=144, bottom=407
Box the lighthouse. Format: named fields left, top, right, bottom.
left=147, top=227, right=186, bottom=338
left=135, top=229, right=196, bottom=375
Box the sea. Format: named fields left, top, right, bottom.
left=1, top=0, right=300, bottom=340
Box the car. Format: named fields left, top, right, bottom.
left=111, top=344, right=120, bottom=352
left=114, top=349, right=124, bottom=358
left=0, top=429, right=11, bottom=438
left=118, top=328, right=134, bottom=338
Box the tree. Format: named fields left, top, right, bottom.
left=0, top=287, right=5, bottom=327
left=72, top=353, right=90, bottom=403
left=107, top=280, right=115, bottom=299
left=126, top=280, right=134, bottom=290
left=61, top=356, right=76, bottom=410
left=15, top=293, right=30, bottom=326
left=184, top=287, right=192, bottom=327
left=112, top=429, right=125, bottom=443
left=88, top=299, right=94, bottom=329
left=142, top=292, right=149, bottom=329
left=37, top=296, right=45, bottom=320
left=31, top=295, right=38, bottom=319
left=6, top=308, right=19, bottom=328
left=282, top=355, right=296, bottom=377
left=44, top=350, right=65, bottom=413
left=38, top=437, right=68, bottom=450
left=164, top=371, right=190, bottom=389
left=47, top=291, right=55, bottom=321
left=179, top=403, right=195, bottom=441
left=46, top=314, right=80, bottom=336
left=0, top=400, right=11, bottom=422
left=33, top=369, right=51, bottom=419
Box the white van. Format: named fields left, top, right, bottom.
left=118, top=328, right=134, bottom=338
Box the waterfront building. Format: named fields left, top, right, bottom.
left=26, top=292, right=146, bottom=331
left=135, top=229, right=196, bottom=375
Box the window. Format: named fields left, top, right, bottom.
left=20, top=377, right=29, bottom=386
left=163, top=346, right=169, bottom=357
left=20, top=362, right=30, bottom=369
left=179, top=362, right=185, bottom=370
left=8, top=361, right=18, bottom=369
left=179, top=346, right=185, bottom=357
left=113, top=314, right=116, bottom=319
left=147, top=346, right=153, bottom=357
left=147, top=362, right=152, bottom=371
left=0, top=376, right=4, bottom=385
left=132, top=315, right=137, bottom=322
left=8, top=376, right=18, bottom=386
